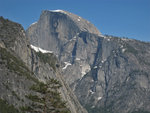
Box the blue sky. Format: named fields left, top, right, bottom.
left=0, top=0, right=150, bottom=42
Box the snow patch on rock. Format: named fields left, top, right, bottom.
left=62, top=62, right=71, bottom=70
left=30, top=45, right=53, bottom=53
left=81, top=64, right=91, bottom=77
left=50, top=9, right=67, bottom=14
left=98, top=97, right=102, bottom=100
left=122, top=48, right=126, bottom=53
left=29, top=22, right=37, bottom=27
left=89, top=90, right=95, bottom=94
left=107, top=38, right=110, bottom=41
left=94, top=66, right=97, bottom=69
left=101, top=59, right=106, bottom=63
left=120, top=45, right=124, bottom=48
left=77, top=18, right=80, bottom=21
left=31, top=22, right=37, bottom=25
left=76, top=58, right=80, bottom=61
left=69, top=36, right=76, bottom=42
left=121, top=38, right=133, bottom=41
left=91, top=106, right=95, bottom=108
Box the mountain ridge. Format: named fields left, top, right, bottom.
left=0, top=9, right=150, bottom=113
left=0, top=16, right=87, bottom=113
left=27, top=10, right=150, bottom=113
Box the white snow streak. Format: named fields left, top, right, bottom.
left=81, top=71, right=86, bottom=76
left=98, top=97, right=102, bottom=100
left=69, top=36, right=76, bottom=42
left=81, top=64, right=91, bottom=77
left=89, top=90, right=94, bottom=94
left=50, top=9, right=66, bottom=14
left=77, top=18, right=80, bottom=21
left=99, top=66, right=102, bottom=68
left=120, top=45, right=123, bottom=48
left=75, top=58, right=80, bottom=61
left=122, top=48, right=126, bottom=53
left=94, top=66, right=97, bottom=69
left=91, top=106, right=95, bottom=108
left=30, top=45, right=53, bottom=53
left=101, top=59, right=106, bottom=63
left=29, top=22, right=37, bottom=27
left=62, top=62, right=71, bottom=70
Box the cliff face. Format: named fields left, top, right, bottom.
left=27, top=10, right=150, bottom=113
left=0, top=17, right=87, bottom=113
left=26, top=10, right=102, bottom=87
left=74, top=36, right=150, bottom=113
left=27, top=10, right=100, bottom=52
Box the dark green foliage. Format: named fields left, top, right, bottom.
left=138, top=57, right=150, bottom=66
left=129, top=70, right=148, bottom=78
left=35, top=51, right=57, bottom=71
left=3, top=83, right=10, bottom=90
left=48, top=78, right=62, bottom=89
left=20, top=106, right=33, bottom=112
left=0, top=17, right=69, bottom=113
left=124, top=43, right=150, bottom=66
left=84, top=104, right=112, bottom=113
left=30, top=81, right=47, bottom=94
left=0, top=99, right=19, bottom=113
left=12, top=91, right=20, bottom=100
left=0, top=47, right=69, bottom=113
left=0, top=47, right=38, bottom=83
left=125, top=44, right=138, bottom=55
left=131, top=110, right=150, bottom=113
left=0, top=17, right=23, bottom=48
left=104, top=34, right=122, bottom=40
left=30, top=79, right=62, bottom=94
left=26, top=94, right=44, bottom=103
left=26, top=78, right=71, bottom=113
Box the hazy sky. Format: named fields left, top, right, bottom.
left=0, top=0, right=150, bottom=42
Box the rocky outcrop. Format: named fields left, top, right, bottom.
left=0, top=17, right=87, bottom=113
left=27, top=10, right=150, bottom=113
left=30, top=48, right=87, bottom=113
left=75, top=36, right=150, bottom=113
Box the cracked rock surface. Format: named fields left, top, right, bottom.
left=26, top=10, right=150, bottom=113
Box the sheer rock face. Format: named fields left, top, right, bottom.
left=0, top=17, right=87, bottom=113
left=26, top=10, right=150, bottom=113
left=27, top=10, right=101, bottom=53
left=26, top=10, right=102, bottom=86
left=26, top=10, right=101, bottom=54
left=75, top=37, right=150, bottom=113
